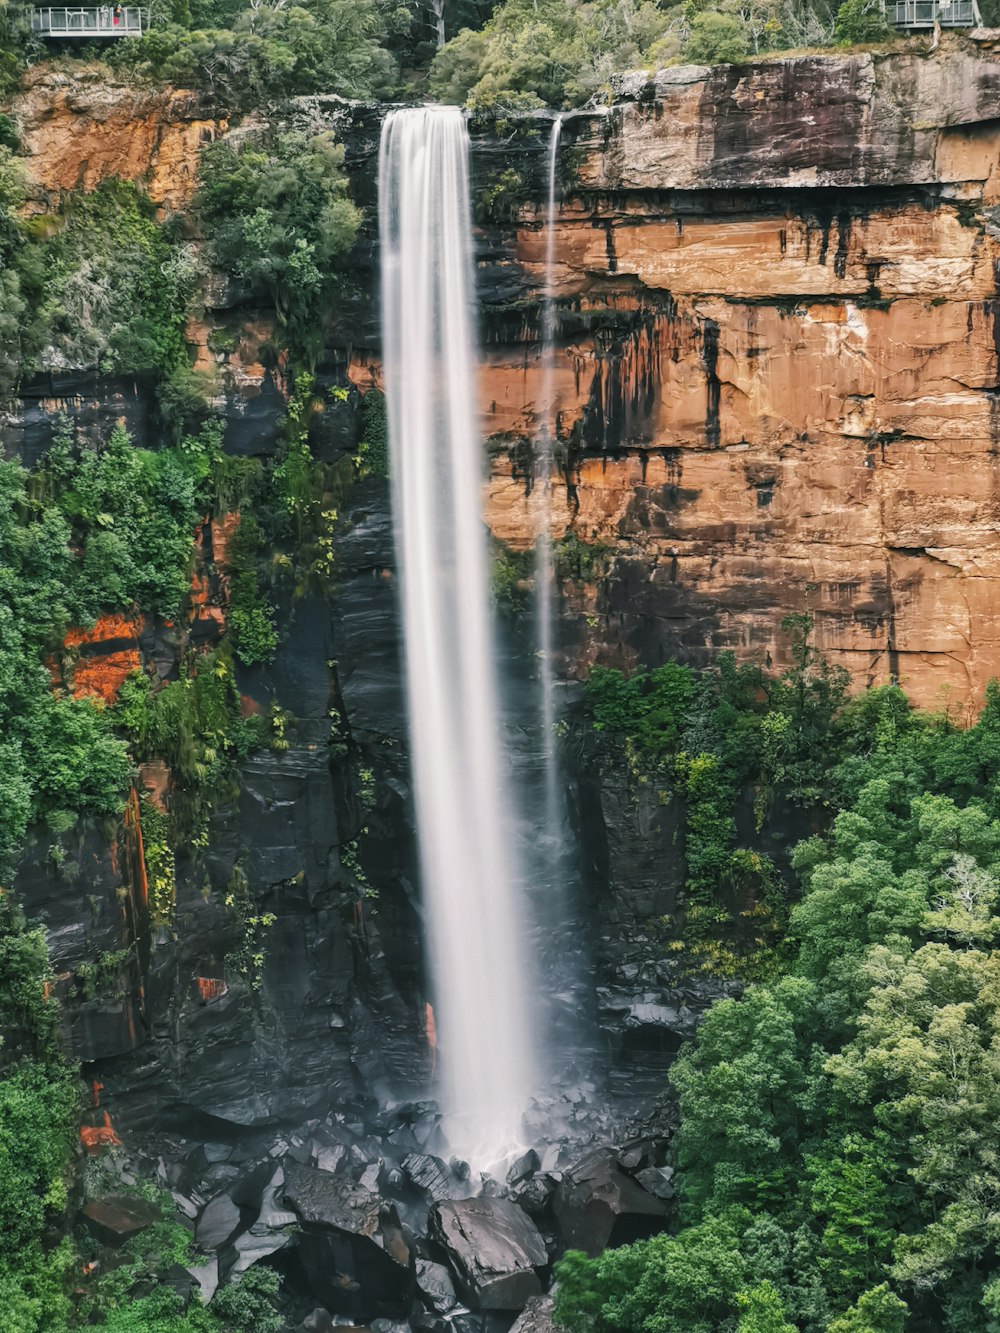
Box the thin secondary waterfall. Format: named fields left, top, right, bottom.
left=536, top=114, right=563, bottom=851
left=378, top=106, right=535, bottom=1165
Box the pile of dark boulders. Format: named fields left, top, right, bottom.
left=79, top=1089, right=677, bottom=1333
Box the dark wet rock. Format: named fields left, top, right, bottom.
left=509, top=1296, right=556, bottom=1333
left=554, top=1148, right=667, bottom=1256
left=4, top=371, right=157, bottom=462
left=283, top=1160, right=413, bottom=1318
left=295, top=1312, right=340, bottom=1333
left=196, top=1192, right=243, bottom=1250
left=506, top=1150, right=540, bottom=1187
left=73, top=997, right=143, bottom=1061
left=172, top=1191, right=200, bottom=1220
left=283, top=1160, right=381, bottom=1232
left=431, top=1198, right=546, bottom=1311
left=222, top=1221, right=293, bottom=1282
left=255, top=1164, right=298, bottom=1230
left=633, top=1165, right=675, bottom=1201
left=510, top=1173, right=557, bottom=1218
left=416, top=1259, right=460, bottom=1314
left=404, top=1153, right=462, bottom=1203
left=81, top=1194, right=160, bottom=1247
left=313, top=1142, right=348, bottom=1174
left=214, top=1162, right=299, bottom=1280
left=293, top=1224, right=413, bottom=1319
left=359, top=1162, right=383, bottom=1192
left=160, top=1264, right=196, bottom=1310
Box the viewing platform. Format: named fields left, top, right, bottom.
left=888, top=0, right=981, bottom=27
left=29, top=6, right=146, bottom=37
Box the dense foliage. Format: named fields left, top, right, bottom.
left=0, top=903, right=286, bottom=1332
left=107, top=0, right=400, bottom=103
left=0, top=897, right=76, bottom=1331
left=0, top=422, right=220, bottom=865
left=428, top=0, right=896, bottom=108
left=0, top=176, right=196, bottom=405
left=195, top=130, right=360, bottom=361
left=575, top=616, right=848, bottom=974
left=558, top=663, right=1000, bottom=1330
left=0, top=413, right=316, bottom=1323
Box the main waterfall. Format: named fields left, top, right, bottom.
left=378, top=107, right=536, bottom=1165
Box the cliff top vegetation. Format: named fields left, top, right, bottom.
left=0, top=0, right=992, bottom=110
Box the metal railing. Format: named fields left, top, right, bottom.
left=888, top=0, right=980, bottom=25
left=29, top=6, right=146, bottom=36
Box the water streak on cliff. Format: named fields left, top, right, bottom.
left=537, top=114, right=563, bottom=855
left=378, top=106, right=535, bottom=1164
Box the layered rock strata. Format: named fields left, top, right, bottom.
left=467, top=42, right=1000, bottom=713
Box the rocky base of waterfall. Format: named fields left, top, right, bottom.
left=78, top=1087, right=678, bottom=1331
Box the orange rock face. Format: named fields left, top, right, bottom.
left=472, top=42, right=1000, bottom=714
left=58, top=612, right=143, bottom=703
left=13, top=65, right=224, bottom=211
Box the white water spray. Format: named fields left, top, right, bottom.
left=378, top=106, right=535, bottom=1166
left=536, top=114, right=563, bottom=847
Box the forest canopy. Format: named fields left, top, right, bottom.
left=0, top=0, right=974, bottom=111
left=555, top=672, right=1000, bottom=1332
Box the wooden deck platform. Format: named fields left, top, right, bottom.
left=29, top=6, right=146, bottom=37
left=888, top=0, right=980, bottom=27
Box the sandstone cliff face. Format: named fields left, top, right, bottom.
left=13, top=46, right=1000, bottom=711
left=12, top=64, right=224, bottom=210
left=464, top=40, right=1000, bottom=714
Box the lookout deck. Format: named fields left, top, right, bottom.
left=888, top=0, right=981, bottom=26
left=30, top=6, right=146, bottom=37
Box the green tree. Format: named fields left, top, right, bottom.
left=826, top=1285, right=908, bottom=1333
left=196, top=130, right=361, bottom=360
left=683, top=11, right=749, bottom=62
left=833, top=0, right=892, bottom=41
left=735, top=1282, right=797, bottom=1333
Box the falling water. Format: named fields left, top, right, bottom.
left=379, top=106, right=535, bottom=1166
left=536, top=114, right=563, bottom=850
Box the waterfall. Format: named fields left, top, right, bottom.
left=536, top=114, right=563, bottom=855
left=378, top=106, right=535, bottom=1166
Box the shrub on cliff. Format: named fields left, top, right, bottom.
left=428, top=0, right=679, bottom=107
left=833, top=0, right=892, bottom=41
left=682, top=10, right=750, bottom=62
left=0, top=897, right=76, bottom=1331
left=0, top=419, right=236, bottom=866
left=0, top=177, right=195, bottom=396
left=108, top=0, right=397, bottom=102
left=196, top=129, right=361, bottom=362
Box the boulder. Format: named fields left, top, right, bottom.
left=553, top=1148, right=667, bottom=1256
left=506, top=1150, right=540, bottom=1188
left=187, top=1257, right=219, bottom=1305
left=404, top=1153, right=463, bottom=1203
left=633, top=1166, right=675, bottom=1201
left=283, top=1161, right=413, bottom=1318
left=510, top=1173, right=557, bottom=1217
left=416, top=1259, right=460, bottom=1314
left=431, top=1198, right=546, bottom=1311
left=510, top=1296, right=557, bottom=1333
left=81, top=1194, right=160, bottom=1247
left=296, top=1313, right=348, bottom=1333
left=196, top=1192, right=243, bottom=1251
left=283, top=1160, right=382, bottom=1233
